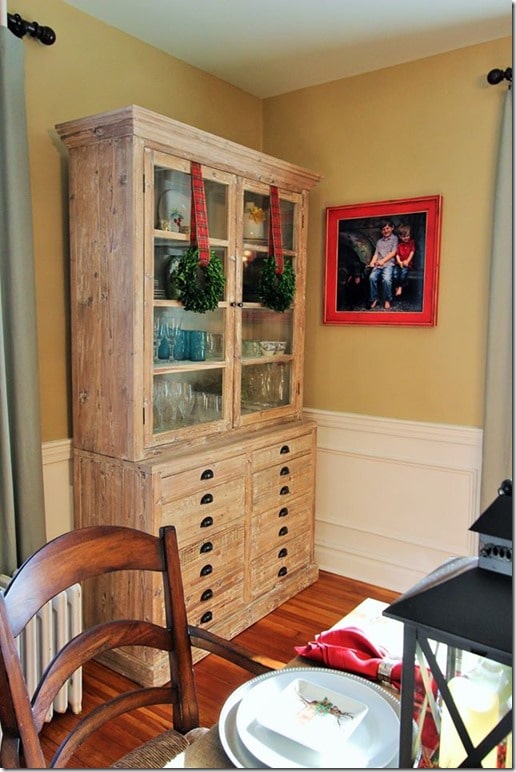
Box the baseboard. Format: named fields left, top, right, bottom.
left=303, top=408, right=483, bottom=593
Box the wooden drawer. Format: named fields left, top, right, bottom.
left=250, top=501, right=311, bottom=557
left=185, top=562, right=244, bottom=622
left=179, top=525, right=244, bottom=581
left=160, top=454, right=246, bottom=503
left=180, top=526, right=245, bottom=626
left=252, top=454, right=312, bottom=509
left=162, top=479, right=245, bottom=545
left=249, top=534, right=312, bottom=597
left=252, top=432, right=313, bottom=471
left=187, top=575, right=243, bottom=630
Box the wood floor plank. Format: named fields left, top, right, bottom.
left=40, top=570, right=398, bottom=767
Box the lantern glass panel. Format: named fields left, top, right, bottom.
left=407, top=635, right=512, bottom=769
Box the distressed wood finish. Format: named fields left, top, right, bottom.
left=74, top=420, right=317, bottom=685
left=56, top=107, right=321, bottom=686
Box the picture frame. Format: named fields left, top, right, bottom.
left=323, top=195, right=442, bottom=326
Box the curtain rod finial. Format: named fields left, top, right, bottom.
left=7, top=12, right=56, bottom=45
left=487, top=67, right=512, bottom=85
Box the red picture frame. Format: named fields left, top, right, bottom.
left=323, top=195, right=442, bottom=326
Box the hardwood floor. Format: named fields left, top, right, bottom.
left=40, top=571, right=398, bottom=767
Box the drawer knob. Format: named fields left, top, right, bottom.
left=280, top=466, right=290, bottom=476
left=200, top=516, right=214, bottom=528
left=278, top=507, right=288, bottom=518
left=200, top=588, right=213, bottom=602
left=278, top=547, right=288, bottom=558
left=280, top=485, right=290, bottom=496
left=278, top=566, right=288, bottom=577
left=200, top=541, right=213, bottom=554
left=200, top=611, right=213, bottom=624
left=280, top=445, right=290, bottom=454
left=200, top=493, right=213, bottom=505
left=201, top=468, right=214, bottom=480
left=278, top=525, right=289, bottom=537
left=200, top=564, right=213, bottom=577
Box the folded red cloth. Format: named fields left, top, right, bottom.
left=294, top=625, right=402, bottom=689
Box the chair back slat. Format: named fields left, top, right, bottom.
left=0, top=525, right=197, bottom=768
left=31, top=620, right=175, bottom=731
left=2, top=526, right=164, bottom=635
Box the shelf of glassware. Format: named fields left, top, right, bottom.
left=151, top=300, right=229, bottom=439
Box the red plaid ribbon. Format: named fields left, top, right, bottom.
left=268, top=185, right=284, bottom=274
left=190, top=161, right=210, bottom=267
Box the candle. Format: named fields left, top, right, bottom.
left=440, top=676, right=499, bottom=768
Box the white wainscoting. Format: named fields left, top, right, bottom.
left=44, top=415, right=483, bottom=594
left=303, top=409, right=483, bottom=594
left=42, top=439, right=74, bottom=540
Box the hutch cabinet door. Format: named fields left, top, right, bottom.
left=236, top=180, right=306, bottom=429
left=144, top=150, right=236, bottom=449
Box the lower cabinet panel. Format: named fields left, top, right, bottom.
left=74, top=419, right=318, bottom=686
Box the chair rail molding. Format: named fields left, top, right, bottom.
left=303, top=408, right=483, bottom=593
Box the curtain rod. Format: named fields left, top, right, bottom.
left=487, top=67, right=512, bottom=85
left=7, top=11, right=56, bottom=44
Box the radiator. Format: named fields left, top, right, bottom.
left=0, top=574, right=83, bottom=720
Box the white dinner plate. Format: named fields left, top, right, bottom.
left=218, top=668, right=401, bottom=768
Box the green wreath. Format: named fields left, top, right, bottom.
left=258, top=255, right=296, bottom=313
left=174, top=246, right=225, bottom=313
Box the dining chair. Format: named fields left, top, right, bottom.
left=0, top=524, right=273, bottom=768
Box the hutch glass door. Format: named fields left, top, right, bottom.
left=145, top=150, right=234, bottom=446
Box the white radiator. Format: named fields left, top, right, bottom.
left=0, top=574, right=83, bottom=720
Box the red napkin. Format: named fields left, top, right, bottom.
left=294, top=625, right=402, bottom=688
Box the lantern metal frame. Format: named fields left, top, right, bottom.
left=384, top=557, right=512, bottom=767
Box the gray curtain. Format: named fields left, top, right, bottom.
left=0, top=25, right=46, bottom=574
left=480, top=87, right=512, bottom=511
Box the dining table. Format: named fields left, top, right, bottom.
left=173, top=598, right=404, bottom=768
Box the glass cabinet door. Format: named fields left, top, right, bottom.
left=238, top=184, right=301, bottom=424
left=145, top=150, right=234, bottom=446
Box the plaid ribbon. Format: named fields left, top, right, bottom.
left=268, top=185, right=284, bottom=274
left=190, top=161, right=210, bottom=267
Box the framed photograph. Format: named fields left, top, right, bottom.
left=323, top=195, right=442, bottom=326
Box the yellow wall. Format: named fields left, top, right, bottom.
left=14, top=0, right=263, bottom=441
left=13, top=0, right=511, bottom=437
left=263, top=38, right=512, bottom=426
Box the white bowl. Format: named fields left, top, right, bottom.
left=260, top=341, right=276, bottom=357
left=275, top=341, right=287, bottom=354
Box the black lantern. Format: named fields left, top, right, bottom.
left=384, top=481, right=512, bottom=768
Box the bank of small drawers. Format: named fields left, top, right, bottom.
left=250, top=501, right=311, bottom=556
left=178, top=519, right=244, bottom=627
left=249, top=533, right=312, bottom=596
left=252, top=453, right=312, bottom=510
left=160, top=456, right=246, bottom=630
left=162, top=478, right=245, bottom=546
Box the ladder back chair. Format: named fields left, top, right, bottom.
left=0, top=525, right=273, bottom=768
